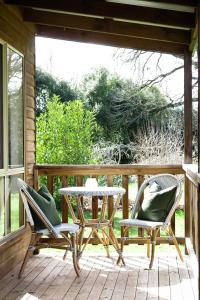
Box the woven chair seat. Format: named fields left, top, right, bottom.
left=38, top=223, right=80, bottom=235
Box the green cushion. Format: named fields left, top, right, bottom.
left=27, top=185, right=61, bottom=230
left=136, top=185, right=177, bottom=222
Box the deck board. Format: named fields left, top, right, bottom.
left=0, top=251, right=197, bottom=300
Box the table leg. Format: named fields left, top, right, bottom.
left=102, top=227, right=125, bottom=265
left=93, top=227, right=110, bottom=257
left=64, top=195, right=79, bottom=223
left=102, top=229, right=110, bottom=258
left=79, top=228, right=94, bottom=257
left=108, top=194, right=121, bottom=225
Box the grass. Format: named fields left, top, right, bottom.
left=2, top=190, right=185, bottom=256
left=0, top=193, right=21, bottom=236
left=60, top=208, right=185, bottom=255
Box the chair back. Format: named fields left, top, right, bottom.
left=17, top=178, right=59, bottom=238
left=131, top=174, right=182, bottom=228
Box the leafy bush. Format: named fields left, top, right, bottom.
left=36, top=96, right=96, bottom=207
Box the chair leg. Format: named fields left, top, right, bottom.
left=167, top=226, right=184, bottom=262
left=18, top=233, right=38, bottom=278
left=146, top=229, right=151, bottom=258
left=117, top=226, right=128, bottom=265
left=71, top=233, right=80, bottom=277
left=149, top=228, right=159, bottom=269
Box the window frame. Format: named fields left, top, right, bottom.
left=0, top=39, right=25, bottom=241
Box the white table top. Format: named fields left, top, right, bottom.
left=59, top=186, right=126, bottom=196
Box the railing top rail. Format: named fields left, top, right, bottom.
left=34, top=164, right=184, bottom=176
left=183, top=163, right=199, bottom=185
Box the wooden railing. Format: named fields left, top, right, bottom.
left=34, top=164, right=184, bottom=244
left=183, top=164, right=199, bottom=299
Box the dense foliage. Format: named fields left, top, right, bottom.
left=36, top=69, right=78, bottom=116
left=36, top=67, right=184, bottom=165
left=36, top=96, right=96, bottom=164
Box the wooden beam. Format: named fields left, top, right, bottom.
left=36, top=25, right=186, bottom=55
left=24, top=9, right=190, bottom=45
left=4, top=0, right=195, bottom=29
left=148, top=0, right=196, bottom=6
left=184, top=48, right=192, bottom=164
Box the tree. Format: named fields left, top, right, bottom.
left=114, top=49, right=198, bottom=109
left=36, top=68, right=78, bottom=115
left=36, top=96, right=96, bottom=164
left=82, top=67, right=170, bottom=143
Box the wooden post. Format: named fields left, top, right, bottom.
left=197, top=3, right=200, bottom=299
left=184, top=48, right=192, bottom=164
left=198, top=3, right=200, bottom=174
left=184, top=46, right=192, bottom=254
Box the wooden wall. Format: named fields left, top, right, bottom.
left=0, top=3, right=36, bottom=277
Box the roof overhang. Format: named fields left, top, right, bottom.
left=4, top=0, right=198, bottom=55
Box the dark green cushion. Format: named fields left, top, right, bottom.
left=136, top=185, right=177, bottom=222
left=27, top=185, right=61, bottom=230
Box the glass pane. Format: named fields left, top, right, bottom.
left=7, top=174, right=24, bottom=233
left=8, top=48, right=24, bottom=168
left=0, top=177, right=5, bottom=237
left=0, top=45, right=3, bottom=169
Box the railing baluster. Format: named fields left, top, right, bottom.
left=137, top=175, right=144, bottom=244
left=107, top=175, right=114, bottom=242
left=122, top=175, right=129, bottom=243
left=47, top=175, right=53, bottom=195
left=92, top=176, right=98, bottom=220
left=76, top=175, right=84, bottom=227
left=107, top=175, right=113, bottom=219
left=33, top=168, right=39, bottom=190
left=61, top=176, right=68, bottom=223
left=92, top=176, right=99, bottom=245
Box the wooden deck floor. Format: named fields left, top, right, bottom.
left=0, top=250, right=197, bottom=300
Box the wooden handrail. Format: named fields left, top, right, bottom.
left=34, top=164, right=184, bottom=176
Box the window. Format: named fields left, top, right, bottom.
left=0, top=44, right=3, bottom=170
left=0, top=42, right=24, bottom=239
left=8, top=48, right=24, bottom=168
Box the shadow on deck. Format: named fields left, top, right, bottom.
left=0, top=247, right=197, bottom=300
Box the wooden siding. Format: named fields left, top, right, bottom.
left=0, top=3, right=36, bottom=277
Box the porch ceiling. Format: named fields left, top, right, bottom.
left=4, top=0, right=197, bottom=54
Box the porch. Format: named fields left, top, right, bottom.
left=1, top=1, right=200, bottom=299
left=0, top=249, right=196, bottom=300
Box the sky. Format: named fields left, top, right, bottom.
left=35, top=36, right=184, bottom=100
left=36, top=37, right=124, bottom=83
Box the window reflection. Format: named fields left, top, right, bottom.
left=6, top=174, right=24, bottom=233
left=8, top=48, right=24, bottom=168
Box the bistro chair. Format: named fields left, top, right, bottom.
left=118, top=174, right=183, bottom=269
left=17, top=178, right=80, bottom=278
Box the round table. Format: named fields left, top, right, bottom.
left=59, top=186, right=125, bottom=263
